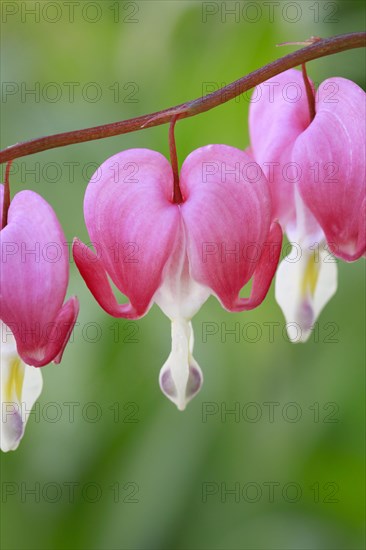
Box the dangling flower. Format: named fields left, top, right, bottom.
left=0, top=186, right=79, bottom=365
left=292, top=75, right=365, bottom=262
left=73, top=145, right=282, bottom=410
left=0, top=185, right=79, bottom=450
left=249, top=69, right=365, bottom=341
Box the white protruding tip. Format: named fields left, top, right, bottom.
left=159, top=320, right=203, bottom=411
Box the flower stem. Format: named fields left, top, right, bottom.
left=302, top=63, right=316, bottom=122
left=1, top=161, right=13, bottom=229
left=169, top=116, right=183, bottom=204
left=0, top=32, right=364, bottom=165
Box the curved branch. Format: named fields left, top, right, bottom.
left=0, top=32, right=365, bottom=164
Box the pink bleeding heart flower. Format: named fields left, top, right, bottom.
left=292, top=76, right=366, bottom=262
left=73, top=145, right=282, bottom=410
left=249, top=69, right=365, bottom=341
left=249, top=69, right=312, bottom=229
left=0, top=186, right=79, bottom=451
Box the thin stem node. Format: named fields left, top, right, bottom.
left=302, top=63, right=316, bottom=122
left=1, top=161, right=13, bottom=229
left=169, top=116, right=183, bottom=204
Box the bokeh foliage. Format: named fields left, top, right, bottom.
left=1, top=1, right=365, bottom=549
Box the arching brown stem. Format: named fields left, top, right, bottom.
left=0, top=32, right=365, bottom=165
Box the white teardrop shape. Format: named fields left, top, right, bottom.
left=1, top=322, right=43, bottom=452
left=275, top=243, right=338, bottom=342
left=159, top=320, right=203, bottom=411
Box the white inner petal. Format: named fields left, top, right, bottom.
left=1, top=321, right=43, bottom=452
left=275, top=243, right=338, bottom=343
left=154, top=218, right=210, bottom=320
left=286, top=186, right=324, bottom=249
left=154, top=219, right=209, bottom=410
left=159, top=320, right=203, bottom=411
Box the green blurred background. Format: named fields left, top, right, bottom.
left=1, top=1, right=365, bottom=549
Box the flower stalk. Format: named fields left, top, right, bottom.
left=1, top=161, right=13, bottom=229
left=169, top=116, right=183, bottom=204
left=302, top=63, right=316, bottom=121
